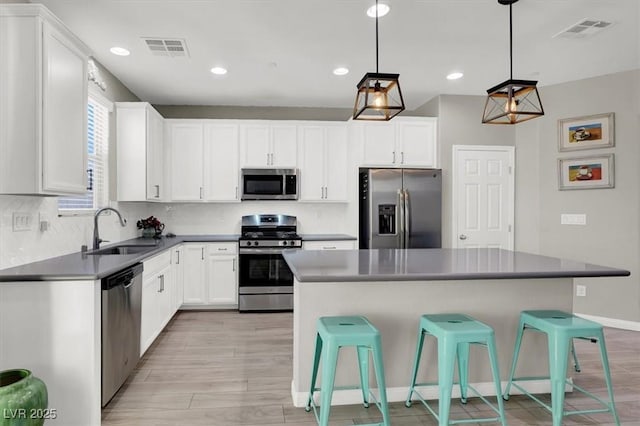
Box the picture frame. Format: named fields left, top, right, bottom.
left=558, top=112, right=615, bottom=152
left=558, top=154, right=614, bottom=190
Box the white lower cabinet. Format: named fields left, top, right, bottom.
left=182, top=244, right=207, bottom=304
left=182, top=242, right=238, bottom=307
left=172, top=244, right=185, bottom=310
left=206, top=254, right=237, bottom=305
left=140, top=251, right=174, bottom=355
left=302, top=240, right=357, bottom=250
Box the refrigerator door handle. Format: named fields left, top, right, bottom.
left=397, top=189, right=404, bottom=248
left=404, top=189, right=410, bottom=248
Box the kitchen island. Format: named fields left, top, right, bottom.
left=282, top=248, right=629, bottom=407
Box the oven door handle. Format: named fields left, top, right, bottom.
left=239, top=248, right=290, bottom=255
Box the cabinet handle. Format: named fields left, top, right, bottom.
left=199, top=187, right=203, bottom=199
left=158, top=275, right=164, bottom=292
left=232, top=258, right=236, bottom=272
left=392, top=151, right=396, bottom=163
left=176, top=250, right=180, bottom=264
left=324, top=186, right=328, bottom=199
left=270, top=153, right=274, bottom=165
left=401, top=152, right=404, bottom=164
left=218, top=247, right=227, bottom=251
left=266, top=152, right=270, bottom=165
left=323, top=246, right=337, bottom=250
left=155, top=185, right=160, bottom=198
left=235, top=186, right=238, bottom=199
left=201, top=248, right=205, bottom=260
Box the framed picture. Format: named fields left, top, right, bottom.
left=558, top=154, right=614, bottom=190
left=558, top=112, right=614, bottom=151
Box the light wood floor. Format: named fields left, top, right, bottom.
left=102, top=311, right=640, bottom=425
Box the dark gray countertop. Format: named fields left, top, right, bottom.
left=0, top=235, right=239, bottom=282
left=299, top=234, right=356, bottom=241
left=282, top=248, right=630, bottom=282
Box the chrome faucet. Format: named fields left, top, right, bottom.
left=93, top=207, right=127, bottom=249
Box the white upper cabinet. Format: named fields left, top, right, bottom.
left=240, top=122, right=297, bottom=168
left=298, top=123, right=348, bottom=202
left=396, top=118, right=438, bottom=167
left=203, top=123, right=240, bottom=201
left=166, top=120, right=240, bottom=202
left=116, top=102, right=165, bottom=201
left=0, top=5, right=90, bottom=195
left=359, top=117, right=438, bottom=168
left=361, top=122, right=396, bottom=166
left=168, top=121, right=204, bottom=201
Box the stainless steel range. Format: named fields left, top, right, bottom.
left=238, top=214, right=301, bottom=312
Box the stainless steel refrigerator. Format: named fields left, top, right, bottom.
left=359, top=168, right=442, bottom=249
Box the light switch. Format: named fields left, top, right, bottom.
left=561, top=214, right=587, bottom=225
left=12, top=212, right=35, bottom=231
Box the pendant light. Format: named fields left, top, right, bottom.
left=353, top=0, right=405, bottom=121
left=482, top=0, right=544, bottom=124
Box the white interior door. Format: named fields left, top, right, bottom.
left=452, top=145, right=515, bottom=249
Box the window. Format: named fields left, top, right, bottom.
left=58, top=94, right=110, bottom=213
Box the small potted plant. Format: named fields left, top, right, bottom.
left=136, top=216, right=165, bottom=238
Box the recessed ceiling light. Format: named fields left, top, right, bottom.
left=446, top=72, right=464, bottom=80
left=110, top=47, right=130, bottom=56
left=366, top=3, right=390, bottom=18
left=210, top=67, right=228, bottom=75
left=333, top=67, right=349, bottom=76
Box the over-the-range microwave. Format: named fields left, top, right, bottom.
left=241, top=168, right=298, bottom=200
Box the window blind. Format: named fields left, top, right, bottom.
left=58, top=96, right=109, bottom=212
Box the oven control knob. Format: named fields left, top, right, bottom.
left=254, top=241, right=259, bottom=246
left=282, top=241, right=288, bottom=246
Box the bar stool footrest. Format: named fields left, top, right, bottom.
left=507, top=377, right=617, bottom=418
left=408, top=385, right=503, bottom=424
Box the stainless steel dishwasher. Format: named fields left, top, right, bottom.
left=101, top=263, right=143, bottom=407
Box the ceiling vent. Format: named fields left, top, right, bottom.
left=142, top=38, right=189, bottom=57
left=553, top=19, right=614, bottom=39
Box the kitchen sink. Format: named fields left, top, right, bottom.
left=87, top=244, right=157, bottom=256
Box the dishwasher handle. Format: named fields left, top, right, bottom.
left=102, top=263, right=143, bottom=290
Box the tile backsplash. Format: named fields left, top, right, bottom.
left=0, top=197, right=357, bottom=270
left=0, top=196, right=144, bottom=269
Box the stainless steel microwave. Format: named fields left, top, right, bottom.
left=241, top=168, right=298, bottom=200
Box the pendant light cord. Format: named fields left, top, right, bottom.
left=375, top=0, right=379, bottom=73
left=509, top=2, right=513, bottom=79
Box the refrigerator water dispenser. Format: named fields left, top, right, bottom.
left=378, top=204, right=396, bottom=235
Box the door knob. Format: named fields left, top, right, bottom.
left=459, top=234, right=467, bottom=240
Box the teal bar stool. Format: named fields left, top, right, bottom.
left=405, top=313, right=507, bottom=426
left=305, top=316, right=390, bottom=426
left=503, top=310, right=620, bottom=426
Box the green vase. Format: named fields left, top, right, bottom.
left=0, top=369, right=48, bottom=426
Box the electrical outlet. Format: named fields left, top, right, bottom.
left=561, top=214, right=587, bottom=225
left=576, top=285, right=587, bottom=297
left=12, top=212, right=35, bottom=232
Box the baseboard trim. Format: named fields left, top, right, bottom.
left=574, top=312, right=640, bottom=331
left=290, top=379, right=563, bottom=408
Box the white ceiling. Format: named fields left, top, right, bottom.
left=38, top=0, right=640, bottom=110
